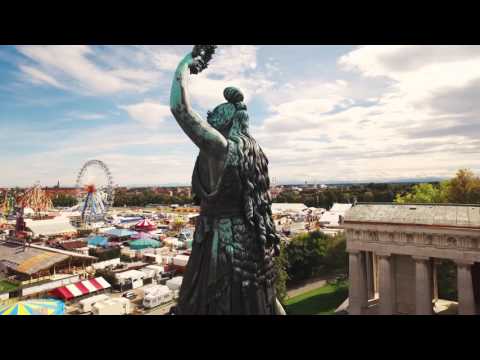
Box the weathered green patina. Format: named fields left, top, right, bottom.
left=169, top=45, right=284, bottom=314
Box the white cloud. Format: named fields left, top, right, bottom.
left=16, top=45, right=162, bottom=95
left=120, top=101, right=172, bottom=128
left=251, top=45, right=480, bottom=183
left=19, top=64, right=66, bottom=89
left=67, top=112, right=106, bottom=121
left=187, top=45, right=275, bottom=109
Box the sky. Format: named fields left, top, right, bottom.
left=1, top=45, right=480, bottom=187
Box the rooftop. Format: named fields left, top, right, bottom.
left=0, top=242, right=69, bottom=275
left=25, top=218, right=77, bottom=237
left=344, top=203, right=480, bottom=229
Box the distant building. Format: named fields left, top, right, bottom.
left=25, top=218, right=78, bottom=239
left=154, top=188, right=173, bottom=196
left=271, top=203, right=307, bottom=214
left=318, top=203, right=352, bottom=231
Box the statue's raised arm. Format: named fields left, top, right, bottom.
left=170, top=46, right=228, bottom=158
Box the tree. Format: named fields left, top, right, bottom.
left=283, top=231, right=348, bottom=284
left=363, top=191, right=374, bottom=202
left=171, top=217, right=186, bottom=232
left=448, top=169, right=480, bottom=204
left=52, top=194, right=78, bottom=207
left=395, top=182, right=449, bottom=204
left=394, top=169, right=480, bottom=205
left=436, top=261, right=457, bottom=301
left=285, top=231, right=328, bottom=282
left=322, top=233, right=347, bottom=272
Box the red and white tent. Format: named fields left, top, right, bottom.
left=51, top=277, right=111, bottom=301
left=135, top=218, right=156, bottom=231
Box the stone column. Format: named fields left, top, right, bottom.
left=457, top=261, right=476, bottom=315
left=348, top=250, right=368, bottom=315
left=413, top=256, right=433, bottom=315
left=365, top=251, right=374, bottom=300
left=378, top=253, right=395, bottom=315
left=373, top=253, right=379, bottom=298
left=432, top=259, right=439, bottom=303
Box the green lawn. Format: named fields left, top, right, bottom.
left=0, top=280, right=19, bottom=293
left=285, top=281, right=349, bottom=315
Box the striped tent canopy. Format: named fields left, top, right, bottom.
left=135, top=218, right=156, bottom=231
left=0, top=299, right=65, bottom=315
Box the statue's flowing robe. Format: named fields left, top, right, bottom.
left=176, top=140, right=278, bottom=314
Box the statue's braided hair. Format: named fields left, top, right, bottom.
left=224, top=87, right=280, bottom=254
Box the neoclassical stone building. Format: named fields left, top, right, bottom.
left=343, top=203, right=480, bottom=315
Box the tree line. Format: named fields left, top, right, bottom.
left=274, top=183, right=414, bottom=209
left=113, top=189, right=193, bottom=207
left=395, top=169, right=480, bottom=204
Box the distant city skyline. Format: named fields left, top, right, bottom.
left=2, top=177, right=449, bottom=189
left=1, top=45, right=480, bottom=187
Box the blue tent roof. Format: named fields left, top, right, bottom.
left=129, top=239, right=161, bottom=250
left=104, top=228, right=138, bottom=238
left=87, top=235, right=109, bottom=247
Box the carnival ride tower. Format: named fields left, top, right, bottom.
left=15, top=183, right=53, bottom=240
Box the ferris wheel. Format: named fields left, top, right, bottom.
left=75, top=160, right=115, bottom=224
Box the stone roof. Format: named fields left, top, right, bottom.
left=344, top=203, right=480, bottom=229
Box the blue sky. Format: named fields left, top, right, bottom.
left=1, top=45, right=480, bottom=187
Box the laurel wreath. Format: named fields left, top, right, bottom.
left=189, top=45, right=218, bottom=75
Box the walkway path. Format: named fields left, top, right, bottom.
left=286, top=274, right=339, bottom=299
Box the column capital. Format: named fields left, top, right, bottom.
left=456, top=260, right=475, bottom=267
left=347, top=250, right=362, bottom=255
left=376, top=251, right=392, bottom=258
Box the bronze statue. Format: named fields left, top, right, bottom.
left=170, top=45, right=284, bottom=314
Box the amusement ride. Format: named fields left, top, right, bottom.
left=1, top=191, right=15, bottom=222
left=10, top=183, right=53, bottom=239
left=75, top=160, right=115, bottom=225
